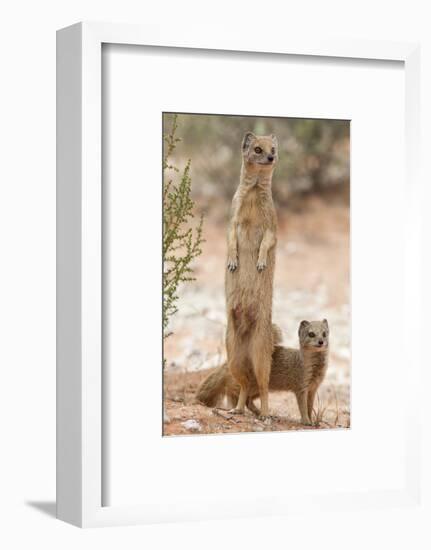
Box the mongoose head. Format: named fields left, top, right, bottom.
left=298, top=319, right=329, bottom=352
left=242, top=132, right=278, bottom=168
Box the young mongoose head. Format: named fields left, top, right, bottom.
left=298, top=319, right=329, bottom=352
left=242, top=132, right=278, bottom=169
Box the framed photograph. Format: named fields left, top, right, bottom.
left=57, top=22, right=422, bottom=527
left=161, top=110, right=351, bottom=436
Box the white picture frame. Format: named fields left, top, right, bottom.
left=56, top=21, right=422, bottom=528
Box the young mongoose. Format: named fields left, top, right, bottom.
left=196, top=320, right=330, bottom=425
left=225, top=132, right=278, bottom=420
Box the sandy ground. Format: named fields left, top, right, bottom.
left=163, top=369, right=350, bottom=436
left=164, top=195, right=350, bottom=436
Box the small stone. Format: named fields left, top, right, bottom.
left=181, top=419, right=202, bottom=432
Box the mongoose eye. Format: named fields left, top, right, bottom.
left=322, top=331, right=327, bottom=338
left=308, top=332, right=316, bottom=338
left=271, top=147, right=275, bottom=154
left=254, top=146, right=262, bottom=154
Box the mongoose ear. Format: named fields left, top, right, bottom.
left=322, top=318, right=329, bottom=329
left=299, top=320, right=310, bottom=335
left=242, top=131, right=256, bottom=151
left=271, top=134, right=278, bottom=148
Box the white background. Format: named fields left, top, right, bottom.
left=1, top=1, right=431, bottom=549
left=104, top=46, right=406, bottom=507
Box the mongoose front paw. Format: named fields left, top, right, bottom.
left=227, top=258, right=238, bottom=272
left=258, top=415, right=272, bottom=425
left=301, top=419, right=313, bottom=426
left=256, top=259, right=267, bottom=271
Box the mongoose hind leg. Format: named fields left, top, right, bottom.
left=250, top=336, right=272, bottom=422
left=257, top=392, right=271, bottom=423
left=229, top=384, right=248, bottom=414
left=226, top=339, right=250, bottom=415
left=255, top=375, right=271, bottom=424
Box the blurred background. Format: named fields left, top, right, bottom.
left=163, top=112, right=350, bottom=427
left=164, top=113, right=350, bottom=216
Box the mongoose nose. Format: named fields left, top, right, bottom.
left=267, top=155, right=274, bottom=162
left=318, top=340, right=324, bottom=346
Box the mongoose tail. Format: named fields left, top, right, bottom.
left=195, top=363, right=231, bottom=408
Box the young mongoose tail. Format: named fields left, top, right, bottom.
left=225, top=132, right=278, bottom=420
left=196, top=320, right=329, bottom=425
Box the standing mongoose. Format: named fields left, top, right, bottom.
left=225, top=132, right=278, bottom=421
left=196, top=319, right=330, bottom=425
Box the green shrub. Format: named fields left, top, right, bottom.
left=163, top=115, right=204, bottom=340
